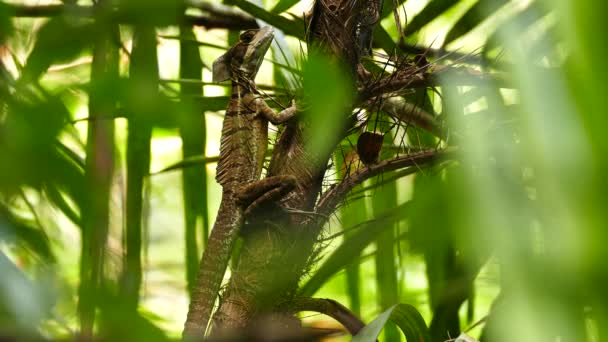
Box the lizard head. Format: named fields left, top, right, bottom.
left=212, top=26, right=274, bottom=83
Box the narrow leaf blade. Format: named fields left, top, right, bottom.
left=443, top=0, right=510, bottom=46
left=351, top=304, right=431, bottom=342
left=405, top=0, right=459, bottom=36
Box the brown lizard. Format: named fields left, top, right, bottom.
left=183, top=26, right=297, bottom=339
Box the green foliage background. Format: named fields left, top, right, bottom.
left=1, top=0, right=606, bottom=341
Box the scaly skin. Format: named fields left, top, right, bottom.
left=183, top=27, right=296, bottom=339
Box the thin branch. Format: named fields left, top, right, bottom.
left=379, top=96, right=444, bottom=138
left=359, top=66, right=512, bottom=103
left=184, top=14, right=256, bottom=30
left=397, top=41, right=485, bottom=65
left=292, top=298, right=366, bottom=336
left=8, top=4, right=93, bottom=17
left=315, top=147, right=457, bottom=220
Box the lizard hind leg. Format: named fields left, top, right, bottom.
left=237, top=175, right=297, bottom=217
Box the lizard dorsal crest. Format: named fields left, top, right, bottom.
left=212, top=52, right=232, bottom=82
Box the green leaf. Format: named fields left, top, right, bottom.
left=270, top=0, right=300, bottom=14
left=483, top=2, right=549, bottom=55
left=373, top=25, right=398, bottom=55
left=302, top=52, right=353, bottom=158
left=0, top=206, right=54, bottom=261
left=405, top=0, right=460, bottom=36
left=443, top=0, right=510, bottom=46
left=0, top=251, right=52, bottom=334
left=0, top=2, right=14, bottom=44
left=21, top=17, right=94, bottom=81
left=229, top=0, right=305, bottom=40
left=380, top=0, right=409, bottom=19
left=116, top=0, right=182, bottom=26
left=44, top=184, right=81, bottom=226
left=351, top=304, right=431, bottom=342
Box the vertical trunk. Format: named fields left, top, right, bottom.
left=179, top=26, right=208, bottom=297
left=78, top=18, right=118, bottom=338
left=121, top=24, right=157, bottom=310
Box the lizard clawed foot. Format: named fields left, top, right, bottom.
left=237, top=175, right=297, bottom=217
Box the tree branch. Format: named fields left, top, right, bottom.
left=315, top=148, right=457, bottom=220
left=185, top=14, right=256, bottom=29
left=397, top=41, right=485, bottom=65
left=292, top=297, right=366, bottom=336
left=7, top=4, right=87, bottom=17
left=3, top=2, right=259, bottom=30
left=358, top=66, right=512, bottom=103
left=378, top=97, right=444, bottom=138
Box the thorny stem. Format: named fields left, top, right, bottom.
left=358, top=66, right=512, bottom=103
left=315, top=147, right=458, bottom=222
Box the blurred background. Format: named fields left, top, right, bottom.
left=1, top=0, right=607, bottom=341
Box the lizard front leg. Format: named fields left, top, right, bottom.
left=237, top=175, right=297, bottom=217
left=255, top=98, right=298, bottom=125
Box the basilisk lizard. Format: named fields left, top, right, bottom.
left=183, top=26, right=297, bottom=339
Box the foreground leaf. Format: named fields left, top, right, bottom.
left=21, top=16, right=93, bottom=81
left=351, top=304, right=431, bottom=342
left=443, top=0, right=509, bottom=46
left=404, top=0, right=459, bottom=36
left=229, top=0, right=305, bottom=39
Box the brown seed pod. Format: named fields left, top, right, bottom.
left=357, top=132, right=383, bottom=165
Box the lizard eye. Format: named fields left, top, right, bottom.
left=240, top=31, right=255, bottom=43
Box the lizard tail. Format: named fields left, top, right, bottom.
left=183, top=194, right=243, bottom=339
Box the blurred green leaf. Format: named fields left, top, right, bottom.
left=380, top=0, right=408, bottom=19
left=404, top=0, right=459, bottom=36
left=228, top=0, right=305, bottom=40
left=443, top=0, right=509, bottom=46
left=0, top=206, right=54, bottom=261
left=351, top=304, right=431, bottom=342
left=0, top=252, right=52, bottom=337
left=270, top=0, right=300, bottom=14
left=483, top=2, right=549, bottom=56
left=0, top=93, right=86, bottom=208
left=21, top=17, right=93, bottom=81
left=97, top=288, right=171, bottom=342
left=0, top=2, right=14, bottom=44
left=116, top=0, right=181, bottom=26
left=43, top=185, right=81, bottom=226
left=302, top=52, right=353, bottom=158
left=373, top=25, right=398, bottom=55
